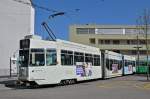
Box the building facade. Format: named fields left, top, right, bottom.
left=0, top=0, right=35, bottom=76
left=69, top=24, right=150, bottom=60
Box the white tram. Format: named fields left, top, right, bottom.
left=18, top=35, right=102, bottom=85
left=18, top=35, right=136, bottom=86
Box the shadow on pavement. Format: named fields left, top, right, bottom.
left=2, top=80, right=60, bottom=89
left=1, top=75, right=150, bottom=89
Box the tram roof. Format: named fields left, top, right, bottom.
left=25, top=35, right=100, bottom=52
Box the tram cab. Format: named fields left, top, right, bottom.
left=18, top=35, right=59, bottom=85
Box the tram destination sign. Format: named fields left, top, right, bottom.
left=20, top=39, right=30, bottom=49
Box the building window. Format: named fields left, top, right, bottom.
left=89, top=28, right=95, bottom=34
left=131, top=50, right=137, bottom=55
left=127, top=40, right=138, bottom=45
left=127, top=40, right=130, bottom=44
left=140, top=51, right=146, bottom=55
left=76, top=28, right=95, bottom=34
left=105, top=40, right=110, bottom=44
left=77, top=28, right=89, bottom=34
left=95, top=28, right=123, bottom=34
left=139, top=40, right=146, bottom=45
left=89, top=38, right=95, bottom=44
left=98, top=39, right=104, bottom=44
left=130, top=40, right=137, bottom=45
left=113, top=40, right=120, bottom=44
left=125, top=29, right=138, bottom=34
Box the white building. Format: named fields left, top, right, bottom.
left=0, top=0, right=35, bottom=76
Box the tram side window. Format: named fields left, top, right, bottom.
left=29, top=49, right=45, bottom=66
left=85, top=53, right=93, bottom=65
left=109, top=59, right=113, bottom=70
left=94, top=55, right=100, bottom=66
left=46, top=49, right=57, bottom=66
left=61, top=50, right=73, bottom=65
left=129, top=61, right=132, bottom=65
left=74, top=52, right=84, bottom=65
left=118, top=60, right=122, bottom=70
left=113, top=60, right=118, bottom=70
left=109, top=59, right=119, bottom=71
left=125, top=60, right=133, bottom=67
left=111, top=60, right=120, bottom=71
left=106, top=59, right=110, bottom=70
left=139, top=61, right=146, bottom=66
left=125, top=60, right=128, bottom=66
left=132, top=61, right=135, bottom=67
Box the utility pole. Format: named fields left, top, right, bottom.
left=137, top=35, right=140, bottom=72
left=144, top=15, right=150, bottom=80
left=142, top=9, right=150, bottom=80
left=136, top=9, right=150, bottom=80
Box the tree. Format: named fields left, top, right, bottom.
left=136, top=9, right=150, bottom=80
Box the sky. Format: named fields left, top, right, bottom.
left=33, top=0, right=150, bottom=40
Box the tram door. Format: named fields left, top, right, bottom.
left=101, top=50, right=106, bottom=79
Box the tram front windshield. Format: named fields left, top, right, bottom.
left=19, top=48, right=56, bottom=67
left=19, top=50, right=29, bottom=67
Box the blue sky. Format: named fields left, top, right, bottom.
left=33, top=0, right=150, bottom=40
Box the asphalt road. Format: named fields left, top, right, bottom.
left=0, top=75, right=150, bottom=99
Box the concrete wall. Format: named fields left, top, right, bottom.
left=0, top=0, right=35, bottom=76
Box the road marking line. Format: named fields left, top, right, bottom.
left=97, top=81, right=144, bottom=89
left=143, top=83, right=150, bottom=90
